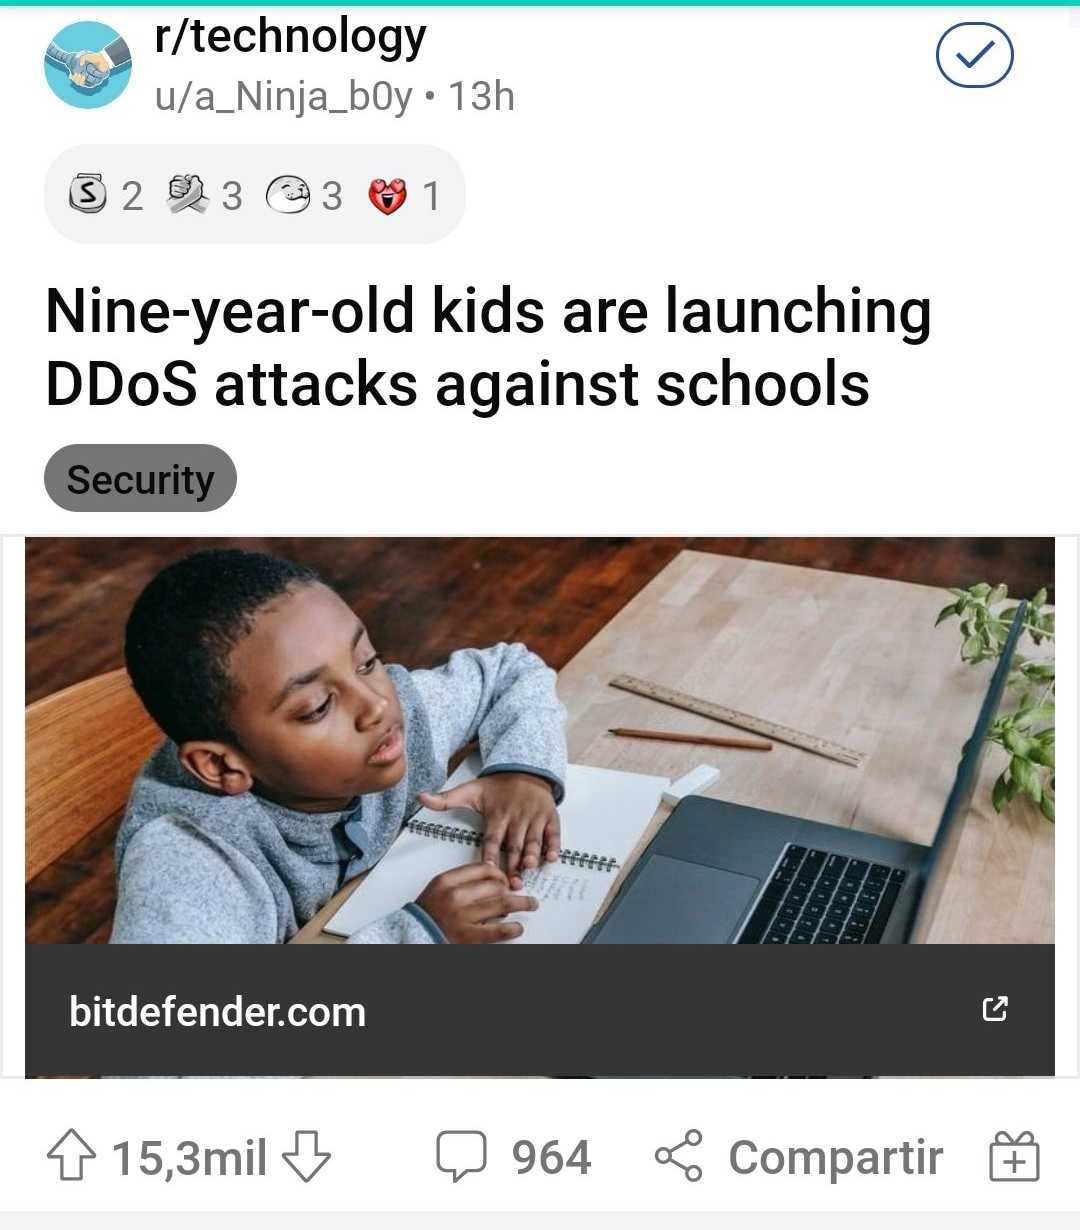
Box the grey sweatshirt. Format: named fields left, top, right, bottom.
left=111, top=644, right=567, bottom=945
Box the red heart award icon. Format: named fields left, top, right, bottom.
left=369, top=178, right=407, bottom=216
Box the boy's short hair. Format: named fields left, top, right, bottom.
left=125, top=548, right=321, bottom=744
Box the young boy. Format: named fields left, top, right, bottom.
left=112, top=549, right=567, bottom=945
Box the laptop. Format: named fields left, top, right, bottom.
left=586, top=600, right=1027, bottom=946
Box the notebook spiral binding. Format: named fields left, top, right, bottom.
left=406, top=818, right=619, bottom=873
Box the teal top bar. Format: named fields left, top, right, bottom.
left=6, top=1, right=1074, bottom=7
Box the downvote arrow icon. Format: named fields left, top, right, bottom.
left=282, top=1130, right=332, bottom=1183
left=47, top=1129, right=96, bottom=1181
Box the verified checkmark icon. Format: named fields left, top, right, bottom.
left=936, top=22, right=1014, bottom=88
left=956, top=40, right=995, bottom=69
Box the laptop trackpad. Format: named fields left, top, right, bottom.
left=596, top=854, right=759, bottom=943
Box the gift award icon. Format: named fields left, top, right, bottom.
left=988, top=1130, right=1039, bottom=1182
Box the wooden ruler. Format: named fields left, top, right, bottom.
left=609, top=673, right=864, bottom=768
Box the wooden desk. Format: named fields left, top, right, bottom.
left=295, top=550, right=1053, bottom=945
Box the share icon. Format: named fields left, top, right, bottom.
left=654, top=1128, right=703, bottom=1182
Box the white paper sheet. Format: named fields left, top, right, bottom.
left=324, top=758, right=669, bottom=943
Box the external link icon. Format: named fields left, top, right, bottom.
left=655, top=1129, right=703, bottom=1182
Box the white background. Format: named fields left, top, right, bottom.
left=1, top=1077, right=1080, bottom=1212
left=0, top=5, right=1077, bottom=1217
left=0, top=8, right=1076, bottom=532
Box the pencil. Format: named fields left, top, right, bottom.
left=608, top=727, right=773, bottom=752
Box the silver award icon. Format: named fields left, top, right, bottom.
left=69, top=172, right=106, bottom=214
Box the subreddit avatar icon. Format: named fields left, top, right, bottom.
left=45, top=22, right=131, bottom=108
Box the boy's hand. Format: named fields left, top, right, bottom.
left=418, top=772, right=561, bottom=885
left=416, top=863, right=538, bottom=943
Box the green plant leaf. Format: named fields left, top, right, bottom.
left=936, top=580, right=1053, bottom=823
left=1029, top=741, right=1055, bottom=769
left=1015, top=705, right=1055, bottom=731
left=1002, top=728, right=1036, bottom=757
left=1010, top=755, right=1041, bottom=803
left=1021, top=662, right=1055, bottom=682
left=986, top=619, right=1009, bottom=644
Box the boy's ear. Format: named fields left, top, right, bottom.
left=177, top=741, right=254, bottom=796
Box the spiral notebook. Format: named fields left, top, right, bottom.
left=324, top=757, right=670, bottom=943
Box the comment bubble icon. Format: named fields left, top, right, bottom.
left=436, top=1130, right=487, bottom=1182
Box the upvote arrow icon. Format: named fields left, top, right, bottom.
left=47, top=1129, right=96, bottom=1181
left=281, top=1130, right=331, bottom=1183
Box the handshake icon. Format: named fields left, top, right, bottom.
left=46, top=35, right=131, bottom=91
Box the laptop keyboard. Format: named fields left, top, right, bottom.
left=737, top=845, right=907, bottom=944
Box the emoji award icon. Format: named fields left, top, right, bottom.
left=45, top=22, right=132, bottom=109
left=69, top=172, right=106, bottom=214
left=266, top=175, right=311, bottom=214
left=369, top=178, right=407, bottom=216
